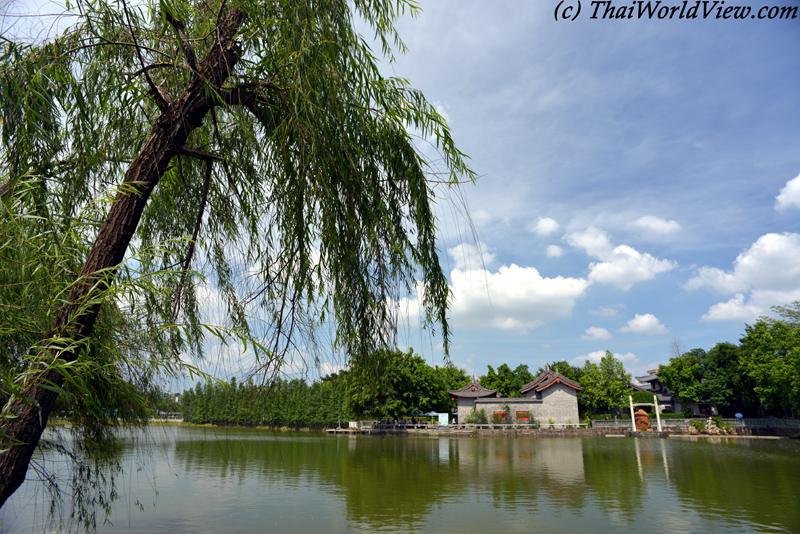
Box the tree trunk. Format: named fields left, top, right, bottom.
left=0, top=8, right=246, bottom=507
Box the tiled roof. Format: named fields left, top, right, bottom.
left=520, top=365, right=582, bottom=394
left=635, top=373, right=659, bottom=383
left=448, top=381, right=498, bottom=399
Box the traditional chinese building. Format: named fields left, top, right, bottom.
left=448, top=365, right=582, bottom=425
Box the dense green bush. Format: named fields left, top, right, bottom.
left=463, top=408, right=487, bottom=424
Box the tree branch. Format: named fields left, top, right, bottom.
left=177, top=145, right=226, bottom=162
left=215, top=85, right=284, bottom=133
left=163, top=10, right=200, bottom=73
left=127, top=61, right=191, bottom=77
left=171, top=159, right=213, bottom=353
left=121, top=0, right=171, bottom=109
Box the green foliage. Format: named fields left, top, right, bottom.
left=515, top=411, right=532, bottom=423
left=578, top=351, right=631, bottom=412
left=0, top=0, right=474, bottom=513
left=345, top=348, right=466, bottom=419
left=658, top=349, right=705, bottom=405
left=631, top=389, right=658, bottom=406
left=739, top=320, right=800, bottom=414
left=463, top=408, right=487, bottom=424
left=655, top=309, right=800, bottom=417
left=181, top=374, right=352, bottom=427
left=711, top=415, right=732, bottom=433
left=690, top=420, right=706, bottom=433
left=761, top=301, right=800, bottom=327
left=479, top=363, right=533, bottom=397
left=490, top=411, right=507, bottom=424
left=536, top=361, right=583, bottom=384
left=698, top=342, right=754, bottom=411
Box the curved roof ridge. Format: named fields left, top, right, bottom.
left=448, top=381, right=498, bottom=398
left=520, top=368, right=582, bottom=394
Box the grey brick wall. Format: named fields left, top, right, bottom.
left=455, top=384, right=579, bottom=425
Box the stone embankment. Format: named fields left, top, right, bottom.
left=357, top=418, right=799, bottom=438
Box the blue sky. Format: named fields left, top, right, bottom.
left=5, top=0, right=799, bottom=384
left=382, top=1, right=800, bottom=378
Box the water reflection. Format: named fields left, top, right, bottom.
left=3, top=429, right=800, bottom=534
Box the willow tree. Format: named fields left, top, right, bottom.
left=0, top=0, right=472, bottom=507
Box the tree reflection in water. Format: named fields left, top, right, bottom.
left=3, top=428, right=799, bottom=533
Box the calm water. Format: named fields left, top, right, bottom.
left=2, top=427, right=799, bottom=533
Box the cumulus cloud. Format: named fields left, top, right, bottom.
left=448, top=242, right=495, bottom=270
left=565, top=227, right=677, bottom=290
left=686, top=233, right=800, bottom=294
left=546, top=245, right=563, bottom=257
left=776, top=173, right=800, bottom=211
left=532, top=216, right=560, bottom=236
left=448, top=263, right=590, bottom=333
left=631, top=215, right=681, bottom=235
left=582, top=327, right=612, bottom=340
left=571, top=350, right=638, bottom=366
left=686, top=232, right=800, bottom=321
left=699, top=289, right=800, bottom=322
left=700, top=294, right=761, bottom=323
left=565, top=226, right=613, bottom=258
left=619, top=313, right=669, bottom=335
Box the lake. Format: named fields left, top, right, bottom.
left=2, top=427, right=799, bottom=533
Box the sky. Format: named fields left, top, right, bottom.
left=377, top=0, right=800, bottom=379
left=4, top=0, right=800, bottom=384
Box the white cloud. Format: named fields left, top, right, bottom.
left=565, top=227, right=677, bottom=290
left=565, top=226, right=613, bottom=258
left=587, top=245, right=677, bottom=290
left=589, top=305, right=621, bottom=316
left=546, top=245, right=563, bottom=257
left=698, top=289, right=800, bottom=322
left=686, top=233, right=800, bottom=294
left=448, top=242, right=495, bottom=270
left=686, top=233, right=800, bottom=322
left=571, top=350, right=638, bottom=366
left=319, top=361, right=346, bottom=377
left=532, top=216, right=560, bottom=236
left=776, top=172, right=800, bottom=211
left=619, top=314, right=669, bottom=335
left=449, top=263, right=590, bottom=332
left=572, top=350, right=607, bottom=366
left=684, top=266, right=742, bottom=293
left=615, top=352, right=639, bottom=364
left=631, top=215, right=681, bottom=235
left=582, top=327, right=612, bottom=340
left=700, top=294, right=761, bottom=323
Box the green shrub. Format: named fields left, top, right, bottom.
left=491, top=411, right=507, bottom=424
left=590, top=414, right=632, bottom=420
left=712, top=415, right=732, bottom=433
left=657, top=412, right=687, bottom=419
left=516, top=411, right=531, bottom=423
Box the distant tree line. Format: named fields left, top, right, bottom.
left=181, top=302, right=800, bottom=426
left=180, top=348, right=471, bottom=426
left=658, top=303, right=800, bottom=418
